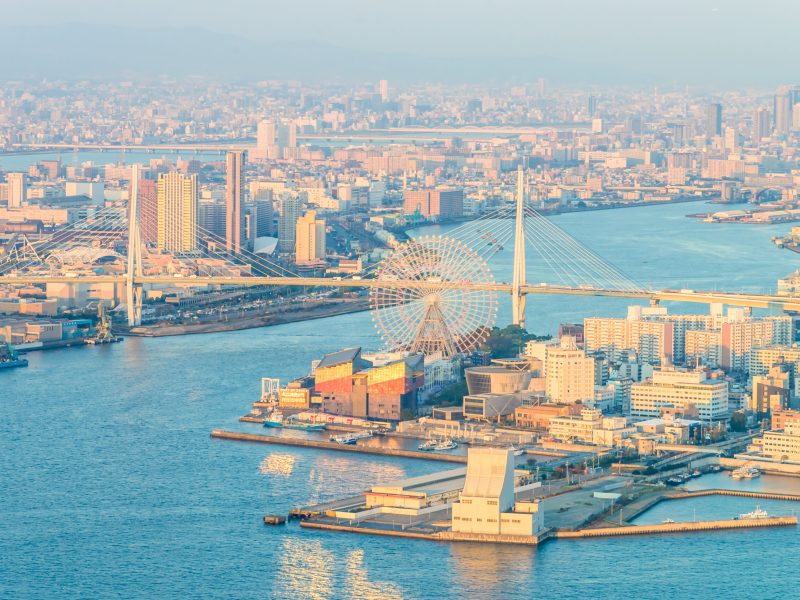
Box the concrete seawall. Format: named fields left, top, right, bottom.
left=210, top=429, right=468, bottom=463
left=557, top=516, right=797, bottom=539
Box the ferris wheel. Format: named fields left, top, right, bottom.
left=369, top=235, right=498, bottom=357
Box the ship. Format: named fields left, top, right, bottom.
left=738, top=506, right=769, bottom=520
left=418, top=439, right=438, bottom=451
left=262, top=411, right=326, bottom=431
left=731, top=465, right=761, bottom=479
left=85, top=303, right=122, bottom=345
left=0, top=342, right=28, bottom=369
left=330, top=430, right=373, bottom=445
left=432, top=438, right=458, bottom=451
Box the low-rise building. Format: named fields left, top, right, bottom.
left=630, top=368, right=729, bottom=420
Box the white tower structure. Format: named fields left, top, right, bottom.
left=511, top=166, right=527, bottom=328
left=126, top=164, right=144, bottom=327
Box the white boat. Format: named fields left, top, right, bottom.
left=662, top=518, right=675, bottom=524
left=432, top=438, right=457, bottom=451
left=508, top=446, right=525, bottom=457
left=330, top=430, right=373, bottom=445
left=418, top=439, right=438, bottom=451
left=738, top=506, right=769, bottom=520
left=742, top=467, right=761, bottom=479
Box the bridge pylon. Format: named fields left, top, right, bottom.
left=125, top=165, right=144, bottom=327
left=511, top=165, right=527, bottom=328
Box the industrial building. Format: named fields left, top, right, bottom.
left=451, top=448, right=544, bottom=537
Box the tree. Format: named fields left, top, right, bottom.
left=730, top=411, right=747, bottom=432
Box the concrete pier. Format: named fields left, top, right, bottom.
left=210, top=429, right=467, bottom=463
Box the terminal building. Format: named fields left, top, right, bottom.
left=630, top=368, right=729, bottom=420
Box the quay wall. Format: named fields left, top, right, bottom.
left=557, top=516, right=797, bottom=538
left=210, top=429, right=467, bottom=463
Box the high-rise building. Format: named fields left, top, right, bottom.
left=753, top=108, right=771, bottom=140
left=706, top=103, right=722, bottom=139
left=277, top=192, right=302, bottom=253
left=379, top=79, right=389, bottom=103
left=544, top=336, right=597, bottom=404
left=225, top=150, right=246, bottom=253
left=773, top=87, right=799, bottom=135
left=295, top=210, right=326, bottom=265
left=198, top=199, right=226, bottom=239
left=6, top=173, right=26, bottom=208
left=156, top=172, right=198, bottom=253
left=247, top=188, right=274, bottom=244
left=138, top=178, right=158, bottom=244
left=402, top=188, right=463, bottom=219
left=256, top=119, right=276, bottom=159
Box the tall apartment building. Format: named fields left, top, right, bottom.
left=753, top=108, right=772, bottom=140
left=295, top=210, right=326, bottom=265
left=225, top=150, right=246, bottom=253
left=545, top=336, right=597, bottom=404
left=402, top=188, right=463, bottom=219
left=750, top=365, right=791, bottom=416
left=584, top=307, right=674, bottom=365
left=6, top=172, right=26, bottom=208
left=156, top=172, right=198, bottom=253
left=277, top=192, right=302, bottom=253
left=255, top=119, right=276, bottom=159
left=720, top=314, right=792, bottom=372
left=685, top=329, right=722, bottom=367
left=138, top=178, right=158, bottom=244
left=630, top=368, right=728, bottom=420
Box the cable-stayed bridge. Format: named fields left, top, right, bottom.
left=1, top=166, right=797, bottom=354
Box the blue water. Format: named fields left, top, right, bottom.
left=3, top=203, right=800, bottom=598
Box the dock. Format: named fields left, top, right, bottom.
left=557, top=516, right=797, bottom=539
left=210, top=429, right=467, bottom=463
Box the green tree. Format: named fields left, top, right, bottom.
left=730, top=411, right=747, bottom=432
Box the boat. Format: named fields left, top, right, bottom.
left=262, top=411, right=326, bottom=431
left=330, top=430, right=372, bottom=445
left=433, top=438, right=458, bottom=451
left=742, top=467, right=761, bottom=479
left=85, top=302, right=122, bottom=345
left=0, top=342, right=28, bottom=369
left=662, top=518, right=675, bottom=524
left=418, top=439, right=438, bottom=451
left=738, top=506, right=770, bottom=520
left=665, top=477, right=683, bottom=487
left=691, top=469, right=702, bottom=478
left=731, top=466, right=760, bottom=479
left=508, top=446, right=525, bottom=456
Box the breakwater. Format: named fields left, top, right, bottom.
left=557, top=516, right=797, bottom=539
left=210, top=429, right=467, bottom=463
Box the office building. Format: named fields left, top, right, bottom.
left=548, top=408, right=633, bottom=446
left=225, top=150, right=246, bottom=253
left=295, top=210, right=326, bottom=265
left=156, top=172, right=198, bottom=253
left=379, top=79, right=389, bottom=103
left=277, top=192, right=302, bottom=253
left=706, top=103, right=722, bottom=138
left=752, top=421, right=800, bottom=462
left=7, top=173, right=26, bottom=208
left=198, top=199, right=226, bottom=239
left=630, top=368, right=728, bottom=420
left=403, top=188, right=464, bottom=219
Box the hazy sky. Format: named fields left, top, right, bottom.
left=4, top=0, right=799, bottom=84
